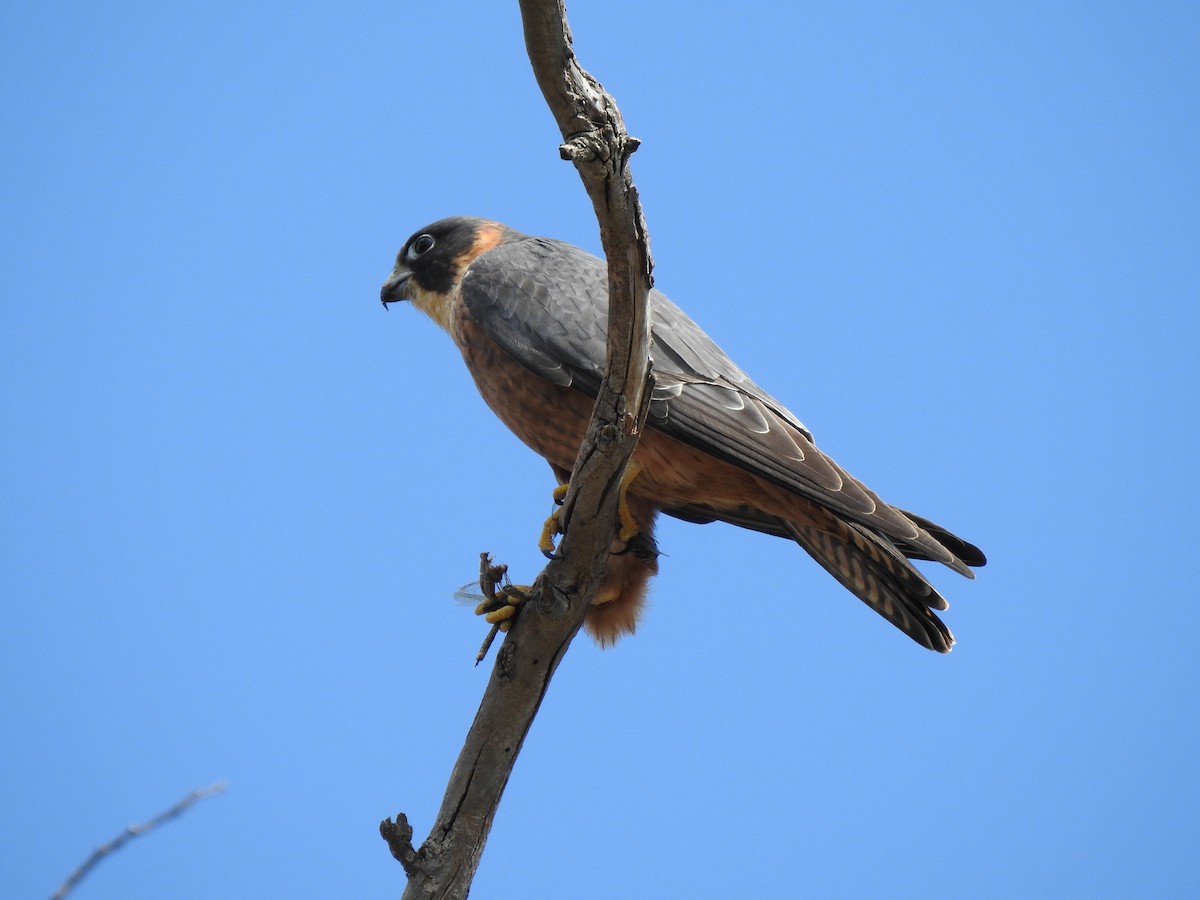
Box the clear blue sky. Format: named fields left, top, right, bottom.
left=3, top=2, right=1198, bottom=897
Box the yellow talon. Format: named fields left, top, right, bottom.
left=474, top=555, right=533, bottom=664
left=473, top=583, right=528, bottom=620
left=538, top=509, right=562, bottom=557
left=472, top=558, right=527, bottom=620
left=545, top=462, right=644, bottom=551
left=484, top=604, right=518, bottom=624
left=537, top=483, right=570, bottom=557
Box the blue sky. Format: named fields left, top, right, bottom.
left=3, top=2, right=1198, bottom=897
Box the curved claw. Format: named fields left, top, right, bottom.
left=538, top=508, right=562, bottom=558
left=546, top=464, right=643, bottom=551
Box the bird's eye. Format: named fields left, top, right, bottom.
left=409, top=234, right=436, bottom=259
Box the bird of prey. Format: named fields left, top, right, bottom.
left=381, top=217, right=985, bottom=652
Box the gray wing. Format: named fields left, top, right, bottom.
left=459, top=236, right=974, bottom=572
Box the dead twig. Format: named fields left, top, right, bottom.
left=51, top=781, right=227, bottom=899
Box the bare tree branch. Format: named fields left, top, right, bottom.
left=380, top=1, right=653, bottom=897
left=51, top=781, right=227, bottom=899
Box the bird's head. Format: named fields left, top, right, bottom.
left=381, top=217, right=513, bottom=329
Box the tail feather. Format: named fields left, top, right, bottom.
left=782, top=514, right=956, bottom=652
left=899, top=509, right=987, bottom=568
left=665, top=502, right=985, bottom=573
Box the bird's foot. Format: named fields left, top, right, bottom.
left=537, top=483, right=571, bottom=558
left=540, top=468, right=643, bottom=556
left=473, top=553, right=531, bottom=664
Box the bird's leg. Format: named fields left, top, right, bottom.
left=537, top=483, right=571, bottom=558
left=537, top=463, right=645, bottom=557
left=615, top=461, right=644, bottom=544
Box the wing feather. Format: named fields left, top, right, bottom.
left=459, top=236, right=972, bottom=572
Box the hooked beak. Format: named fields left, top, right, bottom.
left=380, top=266, right=412, bottom=308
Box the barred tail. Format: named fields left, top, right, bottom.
left=782, top=513, right=956, bottom=652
